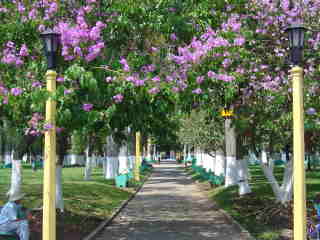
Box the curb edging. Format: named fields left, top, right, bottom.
left=218, top=207, right=256, bottom=240
left=82, top=171, right=153, bottom=240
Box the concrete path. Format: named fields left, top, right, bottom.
left=95, top=161, right=252, bottom=240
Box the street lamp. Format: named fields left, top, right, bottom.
left=286, top=24, right=307, bottom=65
left=40, top=29, right=60, bottom=240
left=286, top=23, right=307, bottom=240
left=40, top=29, right=60, bottom=69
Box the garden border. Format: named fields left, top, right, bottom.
left=82, top=171, right=153, bottom=240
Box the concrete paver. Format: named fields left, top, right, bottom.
left=95, top=161, right=252, bottom=240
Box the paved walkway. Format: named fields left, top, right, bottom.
left=95, top=161, right=252, bottom=240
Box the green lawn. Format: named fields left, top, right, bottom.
left=0, top=165, right=148, bottom=237
left=188, top=165, right=318, bottom=240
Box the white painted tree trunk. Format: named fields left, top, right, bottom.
left=55, top=165, right=64, bottom=212
left=7, top=160, right=22, bottom=197
left=203, top=153, right=214, bottom=172
left=105, top=135, right=120, bottom=179
left=102, top=156, right=107, bottom=175
left=4, top=151, right=12, bottom=165
left=215, top=149, right=225, bottom=176
left=84, top=146, right=92, bottom=181
left=187, top=145, right=191, bottom=159
left=183, top=145, right=187, bottom=162
left=70, top=154, right=78, bottom=165
left=258, top=152, right=293, bottom=204
left=153, top=145, right=156, bottom=161
left=118, top=144, right=128, bottom=174
left=238, top=159, right=252, bottom=195
left=225, top=119, right=238, bottom=187
left=146, top=138, right=152, bottom=160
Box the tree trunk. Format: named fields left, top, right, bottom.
left=55, top=164, right=64, bottom=212
left=238, top=159, right=252, bottom=195
left=215, top=149, right=225, bottom=176
left=118, top=143, right=128, bottom=174
left=259, top=152, right=293, bottom=204
left=225, top=118, right=238, bottom=187
left=7, top=160, right=22, bottom=197
left=105, top=135, right=119, bottom=179
left=84, top=145, right=92, bottom=181
left=56, top=133, right=70, bottom=212
left=146, top=138, right=152, bottom=160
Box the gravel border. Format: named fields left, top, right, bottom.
left=82, top=171, right=153, bottom=240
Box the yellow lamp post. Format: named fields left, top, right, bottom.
left=40, top=29, right=60, bottom=240
left=134, top=132, right=141, bottom=181
left=286, top=24, right=307, bottom=240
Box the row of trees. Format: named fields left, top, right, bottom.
left=1, top=0, right=320, bottom=207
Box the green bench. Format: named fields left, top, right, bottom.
left=0, top=233, right=18, bottom=240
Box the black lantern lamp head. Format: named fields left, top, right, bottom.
left=285, top=23, right=307, bottom=66
left=40, top=29, right=60, bottom=69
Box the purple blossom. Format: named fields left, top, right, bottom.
left=31, top=81, right=42, bottom=88
left=57, top=76, right=65, bottom=82
left=6, top=41, right=15, bottom=48
left=105, top=76, right=114, bottom=83
left=26, top=129, right=41, bottom=136
left=172, top=87, right=180, bottom=93
left=152, top=76, right=161, bottom=82
left=222, top=58, right=232, bottom=68
left=192, top=88, right=202, bottom=94
left=85, top=52, right=99, bottom=62
left=147, top=64, right=156, bottom=72
left=96, top=21, right=107, bottom=28
left=3, top=96, right=8, bottom=104
left=217, top=74, right=236, bottom=82
left=56, top=127, right=64, bottom=133
left=166, top=76, right=174, bottom=82
left=11, top=88, right=23, bottom=96
left=74, top=47, right=83, bottom=57
left=19, top=44, right=29, bottom=57
left=207, top=71, right=216, bottom=78
left=1, top=54, right=17, bottom=65
left=170, top=33, right=178, bottom=41
left=120, top=57, right=130, bottom=72
left=306, top=108, right=317, bottom=115
left=148, top=87, right=160, bottom=94
left=15, top=58, right=23, bottom=66
left=196, top=76, right=204, bottom=84
left=0, top=8, right=8, bottom=13
left=236, top=68, right=245, bottom=74
left=113, top=94, right=123, bottom=103
left=17, top=3, right=25, bottom=13
left=64, top=89, right=73, bottom=95
left=151, top=47, right=158, bottom=52
left=133, top=79, right=145, bottom=86
left=28, top=9, right=37, bottom=19
left=43, top=123, right=54, bottom=130
left=82, top=103, right=93, bottom=111
left=234, top=36, right=245, bottom=46
left=89, top=26, right=101, bottom=41
left=84, top=5, right=93, bottom=13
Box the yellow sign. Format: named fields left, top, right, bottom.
left=221, top=108, right=234, bottom=118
